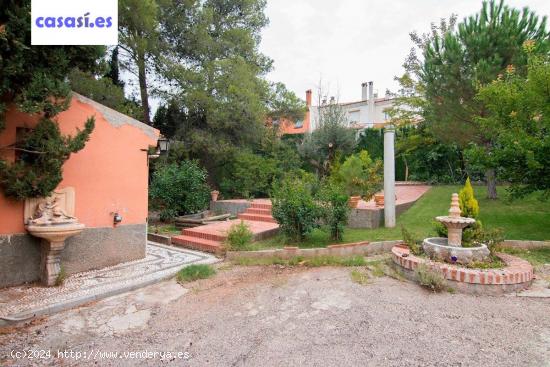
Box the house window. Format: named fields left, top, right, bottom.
left=348, top=110, right=360, bottom=123
left=294, top=119, right=303, bottom=128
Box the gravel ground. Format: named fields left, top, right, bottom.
left=1, top=263, right=550, bottom=367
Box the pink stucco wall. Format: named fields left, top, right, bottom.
left=0, top=93, right=159, bottom=234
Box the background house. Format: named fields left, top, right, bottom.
left=278, top=82, right=395, bottom=135
left=0, top=93, right=159, bottom=287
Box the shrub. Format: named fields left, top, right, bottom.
left=224, top=221, right=254, bottom=251
left=459, top=177, right=479, bottom=218
left=401, top=226, right=423, bottom=255
left=331, top=150, right=383, bottom=200
left=317, top=181, right=350, bottom=241
left=433, top=221, right=448, bottom=237
left=149, top=161, right=210, bottom=221
left=177, top=264, right=216, bottom=283
left=475, top=227, right=505, bottom=254
left=415, top=264, right=447, bottom=292
left=220, top=151, right=279, bottom=199
left=271, top=177, right=319, bottom=242
left=462, top=220, right=483, bottom=246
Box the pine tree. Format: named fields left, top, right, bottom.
left=396, top=0, right=549, bottom=199
left=105, top=47, right=124, bottom=88
left=119, top=0, right=161, bottom=125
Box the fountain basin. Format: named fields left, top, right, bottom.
left=26, top=223, right=85, bottom=242
left=423, top=237, right=490, bottom=265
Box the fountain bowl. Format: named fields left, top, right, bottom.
left=26, top=223, right=85, bottom=242
left=423, top=237, right=490, bottom=265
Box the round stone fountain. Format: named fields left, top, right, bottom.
left=423, top=193, right=490, bottom=265
left=24, top=188, right=85, bottom=286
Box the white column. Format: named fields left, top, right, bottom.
left=384, top=126, right=396, bottom=227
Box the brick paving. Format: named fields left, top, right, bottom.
left=357, top=184, right=431, bottom=209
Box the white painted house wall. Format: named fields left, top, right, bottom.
left=307, top=82, right=395, bottom=133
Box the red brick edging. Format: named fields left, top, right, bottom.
left=391, top=246, right=534, bottom=285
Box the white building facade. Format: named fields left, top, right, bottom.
left=309, top=81, right=395, bottom=132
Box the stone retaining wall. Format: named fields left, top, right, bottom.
left=210, top=200, right=252, bottom=217
left=501, top=240, right=550, bottom=249
left=147, top=233, right=171, bottom=245
left=226, top=240, right=402, bottom=260
left=348, top=198, right=418, bottom=229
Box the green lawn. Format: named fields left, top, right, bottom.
left=254, top=185, right=550, bottom=249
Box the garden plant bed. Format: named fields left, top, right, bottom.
left=391, top=245, right=534, bottom=295
left=253, top=186, right=550, bottom=250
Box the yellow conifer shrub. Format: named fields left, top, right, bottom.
left=459, top=177, right=479, bottom=218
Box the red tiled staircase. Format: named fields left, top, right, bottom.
left=171, top=200, right=279, bottom=254
left=237, top=202, right=277, bottom=223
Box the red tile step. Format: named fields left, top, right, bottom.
left=171, top=235, right=223, bottom=254
left=250, top=202, right=272, bottom=210
left=170, top=219, right=279, bottom=254
left=237, top=213, right=277, bottom=223
left=246, top=208, right=272, bottom=215
left=182, top=228, right=226, bottom=242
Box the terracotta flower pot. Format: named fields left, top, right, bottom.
left=374, top=193, right=384, bottom=207
left=211, top=190, right=220, bottom=202
left=348, top=196, right=361, bottom=208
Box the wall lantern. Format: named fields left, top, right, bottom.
left=157, top=135, right=170, bottom=154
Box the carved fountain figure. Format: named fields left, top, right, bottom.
left=423, top=193, right=490, bottom=265
left=25, top=187, right=85, bottom=286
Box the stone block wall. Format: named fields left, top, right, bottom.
left=210, top=201, right=252, bottom=216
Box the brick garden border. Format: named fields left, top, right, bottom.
left=501, top=240, right=550, bottom=250
left=391, top=245, right=534, bottom=295
left=147, top=233, right=171, bottom=245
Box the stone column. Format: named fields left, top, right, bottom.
left=447, top=225, right=463, bottom=247
left=384, top=126, right=396, bottom=227
left=40, top=239, right=65, bottom=286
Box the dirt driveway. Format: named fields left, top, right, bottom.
left=1, top=264, right=550, bottom=366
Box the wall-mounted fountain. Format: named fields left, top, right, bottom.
left=423, top=193, right=490, bottom=265
left=24, top=187, right=85, bottom=286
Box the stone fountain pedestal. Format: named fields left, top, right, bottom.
left=422, top=193, right=489, bottom=265
left=27, top=223, right=85, bottom=286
